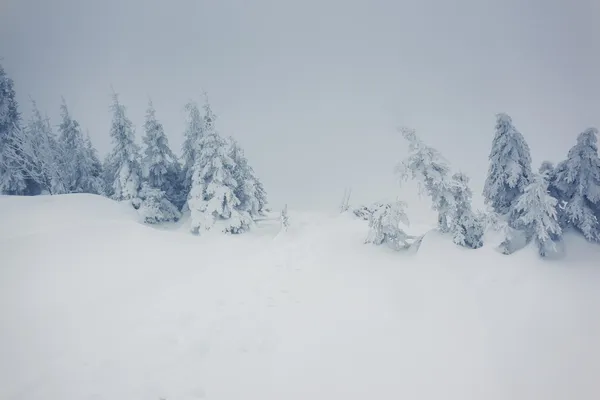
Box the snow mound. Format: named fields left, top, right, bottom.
left=2, top=195, right=600, bottom=400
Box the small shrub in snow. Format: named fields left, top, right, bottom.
left=365, top=200, right=413, bottom=251
left=281, top=204, right=290, bottom=231
left=137, top=183, right=181, bottom=224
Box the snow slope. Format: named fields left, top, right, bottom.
left=1, top=194, right=600, bottom=400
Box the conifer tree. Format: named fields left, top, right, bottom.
left=228, top=137, right=261, bottom=217
left=483, top=113, right=532, bottom=217
left=106, top=92, right=141, bottom=201
left=552, top=128, right=600, bottom=242
left=0, top=63, right=26, bottom=195
left=181, top=101, right=204, bottom=195
left=141, top=100, right=181, bottom=205
left=513, top=172, right=562, bottom=256
left=188, top=102, right=252, bottom=234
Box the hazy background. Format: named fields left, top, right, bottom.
left=1, top=0, right=599, bottom=214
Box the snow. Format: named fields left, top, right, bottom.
left=2, top=194, right=600, bottom=400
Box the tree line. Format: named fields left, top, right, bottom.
left=0, top=64, right=267, bottom=234
left=360, top=116, right=600, bottom=258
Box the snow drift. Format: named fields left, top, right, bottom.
left=1, top=194, right=600, bottom=400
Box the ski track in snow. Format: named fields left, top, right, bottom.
left=1, top=194, right=600, bottom=400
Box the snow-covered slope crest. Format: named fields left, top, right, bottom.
left=0, top=193, right=139, bottom=240
left=2, top=194, right=600, bottom=400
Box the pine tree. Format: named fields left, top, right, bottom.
left=483, top=113, right=532, bottom=217
left=188, top=102, right=252, bottom=234
left=107, top=92, right=141, bottom=201
left=552, top=128, right=600, bottom=242
left=181, top=101, right=204, bottom=195
left=397, top=127, right=456, bottom=232
left=398, top=127, right=483, bottom=249
left=5, top=101, right=67, bottom=194
left=449, top=172, right=484, bottom=249
left=228, top=137, right=261, bottom=218
left=513, top=172, right=562, bottom=256
left=57, top=99, right=87, bottom=193
left=141, top=100, right=181, bottom=206
left=79, top=133, right=105, bottom=195
left=0, top=64, right=27, bottom=194
left=254, top=178, right=268, bottom=215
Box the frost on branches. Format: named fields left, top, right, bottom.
left=141, top=100, right=183, bottom=209
left=57, top=100, right=104, bottom=194
left=365, top=200, right=414, bottom=251
left=552, top=128, right=600, bottom=242
left=397, top=127, right=483, bottom=248
left=228, top=137, right=261, bottom=218
left=513, top=172, right=562, bottom=257
left=5, top=101, right=67, bottom=195
left=107, top=93, right=141, bottom=201
left=136, top=183, right=182, bottom=224
left=483, top=113, right=532, bottom=218
left=188, top=102, right=252, bottom=234
left=449, top=172, right=484, bottom=249
left=181, top=101, right=204, bottom=196
left=0, top=63, right=27, bottom=195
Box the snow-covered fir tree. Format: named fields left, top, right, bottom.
left=141, top=100, right=183, bottom=208
left=397, top=127, right=455, bottom=232
left=106, top=93, right=141, bottom=201
left=483, top=113, right=532, bottom=218
left=228, top=137, right=261, bottom=217
left=57, top=99, right=103, bottom=194
left=513, top=172, right=562, bottom=256
left=136, top=182, right=182, bottom=224
left=5, top=101, right=67, bottom=194
left=181, top=101, right=204, bottom=196
left=552, top=128, right=600, bottom=242
left=254, top=178, right=268, bottom=215
left=398, top=127, right=483, bottom=249
left=449, top=172, right=484, bottom=249
left=79, top=133, right=105, bottom=195
left=365, top=200, right=413, bottom=250
left=188, top=102, right=252, bottom=234
left=0, top=63, right=27, bottom=195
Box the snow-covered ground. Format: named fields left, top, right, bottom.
left=1, top=194, right=600, bottom=400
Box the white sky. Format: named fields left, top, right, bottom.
left=1, top=0, right=599, bottom=213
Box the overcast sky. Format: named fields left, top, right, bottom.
left=1, top=0, right=599, bottom=214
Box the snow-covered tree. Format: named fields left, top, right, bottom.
left=0, top=63, right=27, bottom=195
left=141, top=100, right=182, bottom=208
left=513, top=172, right=562, bottom=256
left=57, top=99, right=102, bottom=194
left=280, top=204, right=290, bottom=231
left=483, top=113, right=532, bottom=217
left=106, top=92, right=141, bottom=201
left=365, top=200, right=414, bottom=250
left=79, top=133, right=105, bottom=195
left=397, top=127, right=483, bottom=249
left=254, top=178, right=268, bottom=215
left=396, top=127, right=455, bottom=232
left=181, top=101, right=204, bottom=195
left=4, top=101, right=67, bottom=194
left=188, top=102, right=252, bottom=234
left=449, top=172, right=484, bottom=249
left=136, top=182, right=182, bottom=224
left=228, top=137, right=261, bottom=217
left=552, top=128, right=600, bottom=242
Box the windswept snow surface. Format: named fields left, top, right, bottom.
left=1, top=194, right=600, bottom=400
